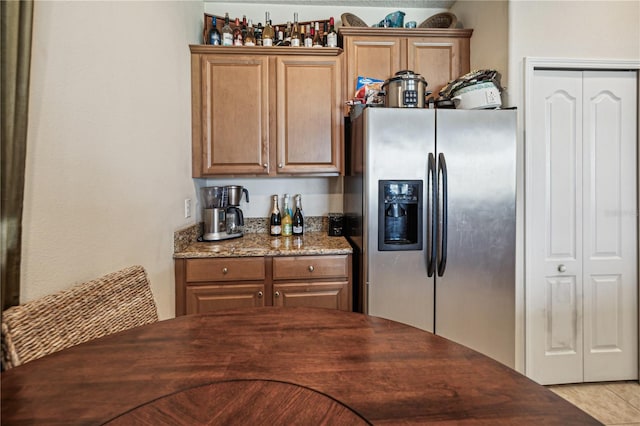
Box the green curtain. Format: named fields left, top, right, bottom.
left=1, top=1, right=34, bottom=311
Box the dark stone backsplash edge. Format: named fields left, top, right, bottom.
left=174, top=216, right=328, bottom=253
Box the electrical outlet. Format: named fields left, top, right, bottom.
left=184, top=198, right=191, bottom=218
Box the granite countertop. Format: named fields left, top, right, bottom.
left=174, top=231, right=353, bottom=259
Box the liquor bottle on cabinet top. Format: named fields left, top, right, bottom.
left=241, top=15, right=248, bottom=41
left=312, top=22, right=322, bottom=47
left=326, top=17, right=337, bottom=47
left=255, top=22, right=263, bottom=46
left=322, top=22, right=328, bottom=46
left=283, top=21, right=292, bottom=46
left=233, top=17, right=243, bottom=46
left=290, top=13, right=301, bottom=47
left=276, top=26, right=284, bottom=45
left=293, top=195, right=304, bottom=236
left=221, top=13, right=233, bottom=46
left=282, top=195, right=293, bottom=237
left=262, top=12, right=274, bottom=46
left=244, top=20, right=256, bottom=46
left=270, top=195, right=282, bottom=236
left=304, top=24, right=313, bottom=47
left=209, top=16, right=221, bottom=45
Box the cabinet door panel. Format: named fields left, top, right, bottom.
left=273, top=281, right=349, bottom=311
left=276, top=56, right=342, bottom=174
left=202, top=55, right=269, bottom=175
left=186, top=284, right=266, bottom=314
left=345, top=37, right=403, bottom=101
left=408, top=38, right=469, bottom=99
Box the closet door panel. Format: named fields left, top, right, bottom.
left=583, top=70, right=637, bottom=382
left=527, top=69, right=584, bottom=385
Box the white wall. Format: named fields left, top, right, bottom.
left=22, top=1, right=202, bottom=319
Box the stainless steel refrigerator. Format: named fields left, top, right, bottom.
left=344, top=106, right=516, bottom=368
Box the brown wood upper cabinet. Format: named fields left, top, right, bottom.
left=190, top=46, right=344, bottom=177
left=340, top=27, right=472, bottom=107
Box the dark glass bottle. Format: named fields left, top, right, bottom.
left=270, top=195, right=282, bottom=236
left=292, top=194, right=304, bottom=236
left=209, top=16, right=221, bottom=45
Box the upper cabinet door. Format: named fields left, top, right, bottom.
left=344, top=35, right=403, bottom=101
left=276, top=55, right=343, bottom=175
left=196, top=54, right=270, bottom=176
left=408, top=36, right=470, bottom=99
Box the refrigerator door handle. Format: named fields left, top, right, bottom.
left=437, top=153, right=448, bottom=277
left=427, top=153, right=437, bottom=277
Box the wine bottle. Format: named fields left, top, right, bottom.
left=304, top=24, right=313, bottom=47
left=270, top=195, right=282, bottom=236
left=326, top=16, right=337, bottom=47
left=290, top=13, right=301, bottom=47
left=282, top=195, right=292, bottom=237
left=276, top=26, right=284, bottom=45
left=283, top=21, right=292, bottom=46
left=221, top=13, right=233, bottom=46
left=312, top=22, right=322, bottom=47
left=293, top=194, right=304, bottom=236
left=233, top=17, right=243, bottom=46
left=322, top=22, right=328, bottom=46
left=209, top=16, right=221, bottom=46
left=241, top=15, right=248, bottom=41
left=262, top=12, right=274, bottom=46
left=255, top=22, right=263, bottom=46
left=244, top=20, right=256, bottom=46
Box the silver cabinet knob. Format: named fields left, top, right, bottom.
left=278, top=163, right=283, bottom=168
left=308, top=265, right=314, bottom=272
left=274, top=291, right=281, bottom=297
left=558, top=264, right=566, bottom=273
left=257, top=291, right=263, bottom=298
left=222, top=267, right=228, bottom=274
left=263, top=163, right=268, bottom=168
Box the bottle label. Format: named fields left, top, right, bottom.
left=234, top=38, right=243, bottom=46
left=210, top=34, right=221, bottom=45
left=283, top=224, right=292, bottom=236
left=222, top=33, right=233, bottom=46
left=304, top=38, right=312, bottom=47
left=327, top=33, right=337, bottom=47
left=271, top=225, right=281, bottom=235
left=263, top=38, right=273, bottom=47
left=293, top=225, right=303, bottom=234
left=245, top=40, right=255, bottom=46
left=291, top=38, right=300, bottom=47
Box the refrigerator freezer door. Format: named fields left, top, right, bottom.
left=364, top=108, right=436, bottom=332
left=435, top=109, right=517, bottom=368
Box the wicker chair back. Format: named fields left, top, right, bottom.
left=1, top=265, right=158, bottom=370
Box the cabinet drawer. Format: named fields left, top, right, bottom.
left=186, top=258, right=265, bottom=282
left=273, top=255, right=348, bottom=280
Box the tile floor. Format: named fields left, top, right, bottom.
left=548, top=381, right=640, bottom=425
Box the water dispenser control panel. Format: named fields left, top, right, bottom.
left=378, top=180, right=423, bottom=251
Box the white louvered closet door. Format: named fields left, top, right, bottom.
left=527, top=69, right=637, bottom=385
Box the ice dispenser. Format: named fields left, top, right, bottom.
left=378, top=180, right=422, bottom=251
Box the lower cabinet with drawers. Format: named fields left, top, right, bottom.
left=174, top=254, right=352, bottom=315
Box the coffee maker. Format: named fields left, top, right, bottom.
left=201, top=186, right=249, bottom=241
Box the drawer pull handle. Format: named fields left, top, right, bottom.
left=258, top=291, right=263, bottom=298
left=274, top=291, right=281, bottom=297
left=558, top=264, right=566, bottom=273
left=308, top=265, right=314, bottom=272
left=263, top=163, right=268, bottom=168
left=278, top=163, right=283, bottom=169
left=222, top=267, right=228, bottom=274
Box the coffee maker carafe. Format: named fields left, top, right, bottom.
left=202, top=186, right=249, bottom=241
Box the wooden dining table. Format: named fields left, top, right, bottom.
left=2, top=307, right=600, bottom=425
